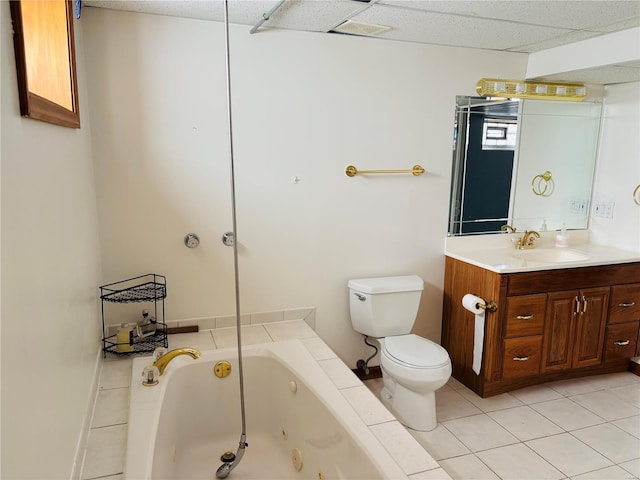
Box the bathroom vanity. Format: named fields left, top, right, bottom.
left=442, top=234, right=640, bottom=397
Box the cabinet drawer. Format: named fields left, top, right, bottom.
left=502, top=336, right=542, bottom=379
left=604, top=321, right=639, bottom=361
left=609, top=284, right=640, bottom=324
left=505, top=294, right=546, bottom=338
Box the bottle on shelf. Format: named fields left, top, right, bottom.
left=116, top=323, right=135, bottom=352
left=136, top=309, right=157, bottom=338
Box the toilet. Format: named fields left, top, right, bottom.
left=348, top=275, right=451, bottom=431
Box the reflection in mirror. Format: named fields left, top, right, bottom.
left=448, top=96, right=602, bottom=236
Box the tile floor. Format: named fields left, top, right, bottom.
left=365, top=372, right=640, bottom=480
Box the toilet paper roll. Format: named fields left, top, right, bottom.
left=462, top=294, right=486, bottom=314
left=461, top=294, right=486, bottom=375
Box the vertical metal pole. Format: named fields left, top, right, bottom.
left=215, top=1, right=248, bottom=478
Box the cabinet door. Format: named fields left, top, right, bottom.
left=542, top=291, right=578, bottom=372
left=573, top=287, right=609, bottom=368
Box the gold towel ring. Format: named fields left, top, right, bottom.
left=634, top=184, right=640, bottom=206
left=532, top=171, right=554, bottom=197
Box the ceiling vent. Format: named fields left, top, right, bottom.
left=331, top=20, right=391, bottom=37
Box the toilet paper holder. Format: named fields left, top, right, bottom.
left=478, top=300, right=498, bottom=313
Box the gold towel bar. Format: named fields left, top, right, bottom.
left=345, top=164, right=425, bottom=177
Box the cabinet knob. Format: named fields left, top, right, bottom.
left=516, top=314, right=534, bottom=320
left=614, top=340, right=630, bottom=346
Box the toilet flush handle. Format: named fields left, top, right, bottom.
left=354, top=293, right=366, bottom=302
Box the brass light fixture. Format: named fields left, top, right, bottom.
left=476, top=78, right=587, bottom=101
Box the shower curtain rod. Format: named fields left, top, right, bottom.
left=249, top=0, right=286, bottom=34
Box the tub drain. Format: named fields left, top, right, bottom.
left=220, top=451, right=236, bottom=462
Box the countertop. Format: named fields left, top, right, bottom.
left=445, top=231, right=640, bottom=274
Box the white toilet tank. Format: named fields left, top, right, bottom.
left=348, top=275, right=424, bottom=337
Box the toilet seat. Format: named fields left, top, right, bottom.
left=383, top=334, right=450, bottom=369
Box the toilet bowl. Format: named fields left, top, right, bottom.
left=379, top=334, right=451, bottom=431
left=348, top=275, right=452, bottom=432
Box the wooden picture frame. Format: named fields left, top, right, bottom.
left=10, top=0, right=80, bottom=128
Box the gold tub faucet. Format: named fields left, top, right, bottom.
left=516, top=230, right=540, bottom=250
left=153, top=347, right=201, bottom=375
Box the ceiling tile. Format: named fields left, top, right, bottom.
left=378, top=0, right=640, bottom=31
left=259, top=0, right=374, bottom=33
left=350, top=3, right=571, bottom=51
left=590, top=16, right=640, bottom=33
left=508, top=29, right=605, bottom=53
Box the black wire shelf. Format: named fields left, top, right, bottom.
left=100, top=274, right=168, bottom=356
left=100, top=274, right=167, bottom=303
left=102, top=327, right=168, bottom=356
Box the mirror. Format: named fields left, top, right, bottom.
left=448, top=96, right=602, bottom=236
left=10, top=0, right=80, bottom=128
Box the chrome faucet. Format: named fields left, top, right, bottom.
left=153, top=347, right=201, bottom=375
left=516, top=230, right=540, bottom=250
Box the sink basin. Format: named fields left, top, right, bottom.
left=513, top=248, right=590, bottom=264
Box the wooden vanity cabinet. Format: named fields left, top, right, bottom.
left=442, top=258, right=640, bottom=397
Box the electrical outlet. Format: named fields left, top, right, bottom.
left=594, top=201, right=615, bottom=219
left=569, top=199, right=588, bottom=215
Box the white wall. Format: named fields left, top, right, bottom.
left=591, top=81, right=640, bottom=251
left=82, top=8, right=528, bottom=367
left=0, top=3, right=103, bottom=478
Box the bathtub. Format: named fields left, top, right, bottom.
left=126, top=339, right=409, bottom=479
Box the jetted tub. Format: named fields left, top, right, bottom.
left=126, top=339, right=408, bottom=479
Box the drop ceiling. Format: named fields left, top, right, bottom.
left=83, top=0, right=640, bottom=84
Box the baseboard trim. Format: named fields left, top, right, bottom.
left=72, top=348, right=103, bottom=480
